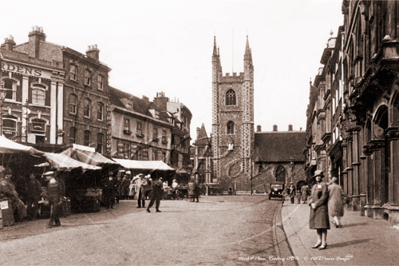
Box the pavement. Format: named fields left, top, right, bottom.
left=281, top=200, right=399, bottom=266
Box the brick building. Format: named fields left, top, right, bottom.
left=0, top=29, right=65, bottom=151
left=7, top=27, right=111, bottom=156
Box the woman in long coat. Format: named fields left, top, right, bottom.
left=301, top=184, right=308, bottom=204
left=134, top=174, right=147, bottom=208
left=328, top=177, right=344, bottom=228
left=308, top=170, right=329, bottom=250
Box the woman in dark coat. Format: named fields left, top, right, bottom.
left=308, top=170, right=329, bottom=250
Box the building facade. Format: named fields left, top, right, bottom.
left=4, top=26, right=111, bottom=156
left=306, top=0, right=399, bottom=226
left=1, top=31, right=65, bottom=151
left=109, top=87, right=173, bottom=163
left=212, top=36, right=254, bottom=192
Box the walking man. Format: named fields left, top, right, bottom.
left=44, top=171, right=63, bottom=228
left=147, top=177, right=163, bottom=213
left=26, top=173, right=42, bottom=221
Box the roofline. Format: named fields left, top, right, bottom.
left=111, top=105, right=173, bottom=128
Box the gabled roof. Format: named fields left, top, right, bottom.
left=254, top=132, right=306, bottom=163
left=108, top=86, right=152, bottom=117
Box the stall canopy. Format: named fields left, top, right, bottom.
left=0, top=135, right=43, bottom=155
left=112, top=159, right=175, bottom=171
left=61, top=147, right=119, bottom=167
left=42, top=153, right=101, bottom=172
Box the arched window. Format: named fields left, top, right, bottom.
left=31, top=118, right=46, bottom=134
left=31, top=84, right=46, bottom=105
left=97, top=102, right=104, bottom=121
left=275, top=165, right=286, bottom=183
left=226, top=89, right=236, bottom=106
left=1, top=78, right=18, bottom=100
left=70, top=127, right=77, bottom=144
left=84, top=98, right=91, bottom=118
left=2, top=116, right=17, bottom=138
left=69, top=94, right=77, bottom=114
left=84, top=69, right=91, bottom=86
left=227, top=121, right=234, bottom=134
left=84, top=130, right=91, bottom=146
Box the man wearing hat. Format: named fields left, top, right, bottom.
left=0, top=166, right=16, bottom=226
left=44, top=171, right=63, bottom=228
left=102, top=170, right=117, bottom=208
left=135, top=174, right=146, bottom=208
left=147, top=177, right=163, bottom=213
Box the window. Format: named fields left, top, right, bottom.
left=2, top=118, right=17, bottom=137
left=153, top=126, right=158, bottom=140
left=162, top=129, right=167, bottom=143
left=84, top=99, right=91, bottom=118
left=69, top=94, right=77, bottom=114
left=84, top=130, right=91, bottom=146
left=2, top=78, right=17, bottom=100
left=227, top=121, right=234, bottom=134
left=84, top=69, right=91, bottom=86
left=97, top=75, right=104, bottom=90
left=96, top=133, right=103, bottom=153
left=124, top=118, right=130, bottom=130
left=70, top=64, right=77, bottom=81
left=137, top=121, right=143, bottom=136
left=226, top=89, right=236, bottom=105
left=32, top=84, right=46, bottom=105
left=70, top=127, right=76, bottom=144
left=97, top=103, right=104, bottom=120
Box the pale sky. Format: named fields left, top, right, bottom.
left=0, top=0, right=343, bottom=140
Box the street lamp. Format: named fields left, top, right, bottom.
left=0, top=82, right=8, bottom=136
left=290, top=155, right=295, bottom=183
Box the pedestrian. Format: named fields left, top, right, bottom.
left=288, top=182, right=296, bottom=204
left=188, top=176, right=199, bottom=202
left=26, top=173, right=42, bottom=221
left=328, top=177, right=344, bottom=228
left=147, top=177, right=163, bottom=212
left=134, top=173, right=146, bottom=208
left=301, top=183, right=308, bottom=204
left=4, top=168, right=27, bottom=223
left=102, top=170, right=117, bottom=208
left=121, top=171, right=131, bottom=200
left=171, top=179, right=178, bottom=199
left=115, top=170, right=123, bottom=204
left=145, top=174, right=152, bottom=200
left=44, top=171, right=63, bottom=228
left=308, top=170, right=330, bottom=250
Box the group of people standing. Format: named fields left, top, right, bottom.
left=308, top=170, right=345, bottom=250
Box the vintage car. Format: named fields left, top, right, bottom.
left=269, top=183, right=285, bottom=201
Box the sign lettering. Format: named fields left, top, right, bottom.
left=1, top=62, right=46, bottom=78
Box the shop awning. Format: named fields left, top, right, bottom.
left=43, top=153, right=101, bottom=172
left=61, top=147, right=119, bottom=167
left=112, top=159, right=175, bottom=171
left=0, top=135, right=43, bottom=156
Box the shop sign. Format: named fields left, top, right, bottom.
left=1, top=62, right=51, bottom=79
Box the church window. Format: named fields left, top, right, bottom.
left=226, top=89, right=236, bottom=105
left=227, top=121, right=234, bottom=134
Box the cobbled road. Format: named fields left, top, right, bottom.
left=0, top=196, right=288, bottom=265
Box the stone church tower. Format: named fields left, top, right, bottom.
left=212, top=36, right=254, bottom=192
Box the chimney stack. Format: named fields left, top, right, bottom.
left=288, top=124, right=293, bottom=131
left=273, top=125, right=278, bottom=132
left=2, top=35, right=16, bottom=51
left=256, top=125, right=261, bottom=132
left=196, top=127, right=200, bottom=139
left=28, top=26, right=46, bottom=58
left=86, top=44, right=100, bottom=60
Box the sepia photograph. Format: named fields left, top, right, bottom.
left=1, top=0, right=399, bottom=265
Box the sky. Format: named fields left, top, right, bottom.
left=0, top=0, right=344, bottom=141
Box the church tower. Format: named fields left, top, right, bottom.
left=212, top=36, right=254, bottom=192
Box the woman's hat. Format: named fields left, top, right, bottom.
left=313, top=170, right=324, bottom=178
left=125, top=171, right=131, bottom=175
left=43, top=171, right=55, bottom=176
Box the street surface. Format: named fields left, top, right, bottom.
left=0, top=196, right=288, bottom=265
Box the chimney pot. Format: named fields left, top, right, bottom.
left=288, top=124, right=293, bottom=131
left=273, top=125, right=278, bottom=131
left=256, top=125, right=261, bottom=132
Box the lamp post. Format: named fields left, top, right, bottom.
left=22, top=99, right=30, bottom=143
left=0, top=82, right=8, bottom=136
left=290, top=155, right=295, bottom=183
